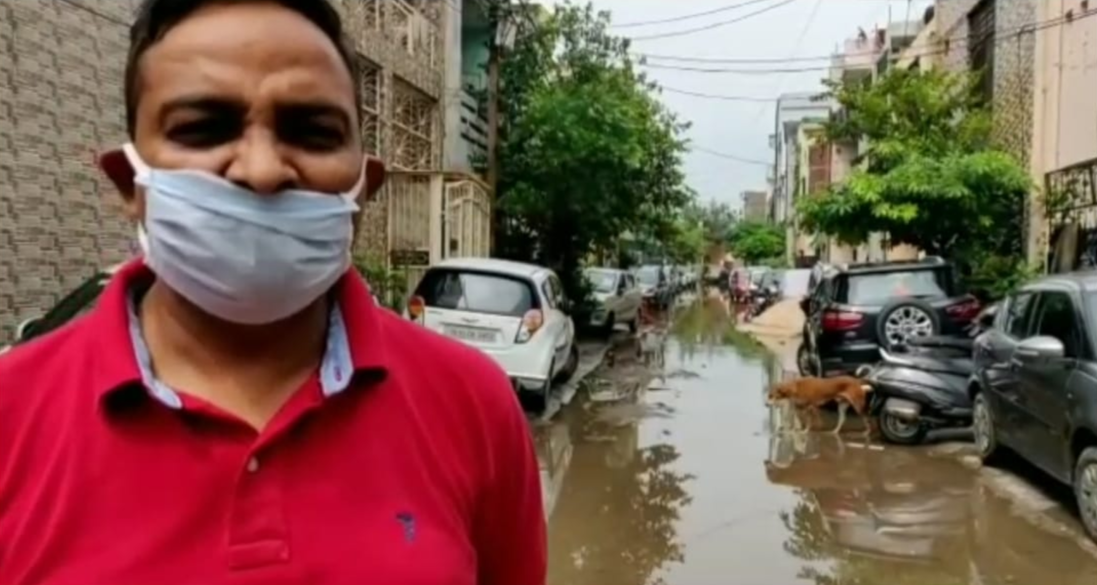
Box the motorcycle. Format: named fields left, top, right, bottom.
left=744, top=284, right=780, bottom=322
left=857, top=303, right=998, bottom=445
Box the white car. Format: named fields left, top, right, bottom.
left=584, top=267, right=642, bottom=336
left=406, top=257, right=578, bottom=407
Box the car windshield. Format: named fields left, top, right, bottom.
left=585, top=269, right=618, bottom=293
left=843, top=269, right=951, bottom=305
left=749, top=269, right=770, bottom=284
left=416, top=270, right=535, bottom=317
left=636, top=267, right=661, bottom=286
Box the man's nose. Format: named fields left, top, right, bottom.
left=224, top=135, right=298, bottom=195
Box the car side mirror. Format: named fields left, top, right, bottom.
left=15, top=317, right=39, bottom=340
left=617, top=283, right=626, bottom=296
left=1016, top=336, right=1065, bottom=363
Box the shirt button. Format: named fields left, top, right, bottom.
left=246, top=456, right=260, bottom=473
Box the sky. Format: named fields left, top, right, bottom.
left=529, top=0, right=933, bottom=210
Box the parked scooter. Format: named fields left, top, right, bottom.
left=857, top=303, right=998, bottom=445
left=744, top=283, right=780, bottom=322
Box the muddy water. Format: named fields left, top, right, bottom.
left=536, top=299, right=1097, bottom=585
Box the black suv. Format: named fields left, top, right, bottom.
left=798, top=257, right=981, bottom=377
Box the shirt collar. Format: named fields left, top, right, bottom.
left=89, top=260, right=389, bottom=407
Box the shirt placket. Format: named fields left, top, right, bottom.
left=226, top=445, right=291, bottom=570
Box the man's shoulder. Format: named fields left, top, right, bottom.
left=0, top=321, right=88, bottom=392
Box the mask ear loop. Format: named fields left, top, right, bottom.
left=343, top=163, right=368, bottom=208
left=122, top=143, right=152, bottom=184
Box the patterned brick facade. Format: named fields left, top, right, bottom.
left=0, top=0, right=443, bottom=343
left=937, top=0, right=1037, bottom=252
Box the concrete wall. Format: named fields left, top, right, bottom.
left=1030, top=0, right=1097, bottom=262
left=0, top=0, right=444, bottom=343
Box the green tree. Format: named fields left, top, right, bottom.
left=795, top=68, right=1032, bottom=292
left=495, top=2, right=691, bottom=302
left=728, top=221, right=786, bottom=265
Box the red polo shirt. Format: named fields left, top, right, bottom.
left=0, top=261, right=546, bottom=585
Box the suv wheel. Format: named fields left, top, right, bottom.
left=797, top=343, right=816, bottom=376
left=876, top=298, right=940, bottom=350
left=1074, top=447, right=1097, bottom=542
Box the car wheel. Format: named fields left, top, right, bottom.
left=796, top=342, right=819, bottom=377
left=1074, top=447, right=1097, bottom=542
left=556, top=344, right=580, bottom=383
left=526, top=361, right=553, bottom=413
left=972, top=392, right=1001, bottom=463
left=877, top=411, right=928, bottom=445
left=876, top=298, right=941, bottom=350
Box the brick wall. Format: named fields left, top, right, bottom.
left=0, top=0, right=444, bottom=343
left=937, top=0, right=1036, bottom=254
left=0, top=0, right=138, bottom=343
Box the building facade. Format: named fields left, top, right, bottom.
left=741, top=190, right=769, bottom=223
left=0, top=0, right=446, bottom=342
left=1033, top=0, right=1097, bottom=271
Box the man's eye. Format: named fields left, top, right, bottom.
left=278, top=120, right=347, bottom=151
left=166, top=119, right=240, bottom=147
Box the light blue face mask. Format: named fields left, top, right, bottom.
left=123, top=143, right=364, bottom=325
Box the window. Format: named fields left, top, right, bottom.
left=585, top=269, right=619, bottom=294
left=1004, top=292, right=1035, bottom=338
left=540, top=280, right=556, bottom=309
left=547, top=274, right=567, bottom=307
left=415, top=270, right=537, bottom=317
left=968, top=0, right=996, bottom=104
left=636, top=267, right=662, bottom=287
left=1030, top=292, right=1082, bottom=358
left=840, top=269, right=952, bottom=305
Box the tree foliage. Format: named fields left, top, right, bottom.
left=495, top=2, right=691, bottom=300
left=795, top=68, right=1032, bottom=287
left=728, top=221, right=786, bottom=265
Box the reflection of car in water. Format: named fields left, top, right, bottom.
left=766, top=434, right=972, bottom=565
left=764, top=433, right=1097, bottom=583
left=535, top=420, right=573, bottom=521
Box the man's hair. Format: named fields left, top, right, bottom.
left=124, top=0, right=362, bottom=137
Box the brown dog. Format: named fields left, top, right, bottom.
left=767, top=376, right=873, bottom=435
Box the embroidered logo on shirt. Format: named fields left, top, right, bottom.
left=396, top=511, right=417, bottom=543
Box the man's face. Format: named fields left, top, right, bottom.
left=108, top=2, right=366, bottom=222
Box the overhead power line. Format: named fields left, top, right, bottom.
left=611, top=0, right=777, bottom=28
left=630, top=0, right=801, bottom=42
left=660, top=86, right=776, bottom=102
left=636, top=9, right=1094, bottom=74
left=632, top=4, right=1087, bottom=66
left=690, top=145, right=773, bottom=167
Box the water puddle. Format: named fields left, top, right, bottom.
left=537, top=297, right=1097, bottom=585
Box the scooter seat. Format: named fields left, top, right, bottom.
left=878, top=351, right=974, bottom=377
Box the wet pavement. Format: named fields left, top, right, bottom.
left=534, top=297, right=1097, bottom=585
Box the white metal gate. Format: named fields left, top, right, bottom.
left=387, top=172, right=437, bottom=296
left=442, top=178, right=491, bottom=259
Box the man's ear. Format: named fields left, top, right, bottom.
left=98, top=148, right=142, bottom=221
left=362, top=155, right=386, bottom=202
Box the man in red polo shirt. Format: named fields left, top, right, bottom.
left=0, top=1, right=546, bottom=584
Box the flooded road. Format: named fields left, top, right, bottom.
left=535, top=298, right=1097, bottom=585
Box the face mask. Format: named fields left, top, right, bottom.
left=124, top=144, right=363, bottom=325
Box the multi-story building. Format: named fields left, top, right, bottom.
left=741, top=190, right=769, bottom=223
left=0, top=0, right=448, bottom=342
left=934, top=0, right=1038, bottom=255
left=770, top=92, right=834, bottom=263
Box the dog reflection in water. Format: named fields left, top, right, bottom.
left=767, top=376, right=873, bottom=436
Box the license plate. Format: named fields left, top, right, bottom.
left=444, top=325, right=496, bottom=343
